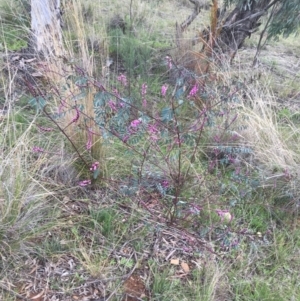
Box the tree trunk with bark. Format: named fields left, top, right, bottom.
left=217, top=0, right=272, bottom=57
left=31, top=0, right=64, bottom=57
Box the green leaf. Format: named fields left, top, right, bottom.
left=28, top=96, right=46, bottom=112
left=94, top=91, right=111, bottom=107
left=75, top=76, right=88, bottom=86
left=161, top=107, right=173, bottom=122
left=93, top=169, right=100, bottom=179
left=175, top=87, right=186, bottom=100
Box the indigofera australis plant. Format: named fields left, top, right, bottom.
left=28, top=56, right=255, bottom=229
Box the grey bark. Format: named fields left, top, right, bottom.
left=31, top=0, right=64, bottom=57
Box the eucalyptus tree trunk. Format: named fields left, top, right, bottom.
left=217, top=0, right=273, bottom=57
left=31, top=0, right=64, bottom=57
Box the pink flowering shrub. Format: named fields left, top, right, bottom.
left=28, top=56, right=257, bottom=238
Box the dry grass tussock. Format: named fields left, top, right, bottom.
left=0, top=76, right=77, bottom=255
left=241, top=84, right=300, bottom=169
left=0, top=115, right=49, bottom=251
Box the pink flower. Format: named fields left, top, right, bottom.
left=188, top=84, right=199, bottom=97
left=161, top=180, right=169, bottom=188
left=174, top=137, right=183, bottom=145
left=32, top=146, right=44, bottom=153
left=71, top=106, right=80, bottom=123
left=108, top=100, right=117, bottom=111
left=141, top=83, right=147, bottom=96
left=148, top=124, right=159, bottom=142
left=141, top=83, right=147, bottom=107
left=112, top=88, right=120, bottom=98
left=165, top=56, right=172, bottom=69
left=189, top=204, right=201, bottom=214
left=122, top=135, right=129, bottom=143
left=90, top=162, right=99, bottom=171
left=86, top=140, right=92, bottom=150
left=86, top=128, right=93, bottom=150
left=161, top=84, right=168, bottom=97
left=117, top=74, right=128, bottom=86
left=79, top=180, right=91, bottom=187
left=130, top=119, right=142, bottom=128
left=148, top=124, right=159, bottom=135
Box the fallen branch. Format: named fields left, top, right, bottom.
left=176, top=0, right=205, bottom=48
left=180, top=0, right=203, bottom=32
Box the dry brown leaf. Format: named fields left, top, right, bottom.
left=62, top=196, right=71, bottom=202
left=223, top=212, right=232, bottom=222
left=24, top=58, right=36, bottom=63
left=181, top=261, right=190, bottom=273
left=170, top=258, right=180, bottom=265
left=29, top=265, right=38, bottom=275
left=11, top=56, right=20, bottom=61
left=30, top=289, right=44, bottom=300
left=31, top=72, right=44, bottom=77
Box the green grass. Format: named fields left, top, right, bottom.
left=0, top=0, right=29, bottom=50
left=229, top=229, right=300, bottom=300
